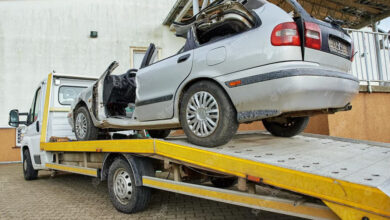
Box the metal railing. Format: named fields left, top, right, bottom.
left=347, top=29, right=390, bottom=86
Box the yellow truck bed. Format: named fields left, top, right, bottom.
left=42, top=131, right=390, bottom=219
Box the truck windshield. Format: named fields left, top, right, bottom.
left=58, top=86, right=86, bottom=105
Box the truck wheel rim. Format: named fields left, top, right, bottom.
left=186, top=91, right=220, bottom=137
left=75, top=113, right=87, bottom=139
left=113, top=168, right=132, bottom=205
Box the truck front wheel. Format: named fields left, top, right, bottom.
left=108, top=158, right=151, bottom=213
left=23, top=149, right=38, bottom=180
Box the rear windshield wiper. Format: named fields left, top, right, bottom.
left=324, top=16, right=345, bottom=27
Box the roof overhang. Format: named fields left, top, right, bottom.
left=163, top=0, right=390, bottom=29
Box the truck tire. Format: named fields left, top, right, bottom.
left=147, top=129, right=171, bottom=139
left=23, top=149, right=38, bottom=180
left=108, top=158, right=151, bottom=213
left=179, top=81, right=238, bottom=147
left=74, top=106, right=98, bottom=141
left=262, top=116, right=309, bottom=137
left=210, top=177, right=237, bottom=188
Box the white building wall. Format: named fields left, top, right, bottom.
left=0, top=0, right=184, bottom=126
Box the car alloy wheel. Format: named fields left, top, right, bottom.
left=75, top=112, right=88, bottom=139
left=186, top=91, right=220, bottom=137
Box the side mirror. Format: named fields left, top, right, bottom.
left=9, top=109, right=20, bottom=127
left=8, top=109, right=28, bottom=127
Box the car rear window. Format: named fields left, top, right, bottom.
left=58, top=86, right=86, bottom=105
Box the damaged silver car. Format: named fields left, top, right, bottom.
left=69, top=0, right=359, bottom=147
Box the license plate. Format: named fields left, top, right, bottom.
left=328, top=37, right=349, bottom=57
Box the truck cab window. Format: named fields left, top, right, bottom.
left=29, top=87, right=42, bottom=124
left=58, top=86, right=86, bottom=105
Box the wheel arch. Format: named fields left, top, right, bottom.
left=73, top=100, right=88, bottom=115
left=101, top=153, right=125, bottom=181
left=101, top=153, right=155, bottom=186
left=73, top=99, right=102, bottom=128
left=72, top=100, right=89, bottom=124
left=21, top=145, right=29, bottom=160
left=22, top=145, right=29, bottom=153
left=176, top=77, right=237, bottom=116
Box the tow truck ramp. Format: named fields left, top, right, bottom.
left=42, top=131, right=390, bottom=219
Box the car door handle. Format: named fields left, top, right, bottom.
left=177, top=54, right=190, bottom=63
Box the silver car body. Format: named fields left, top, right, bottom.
left=69, top=0, right=359, bottom=131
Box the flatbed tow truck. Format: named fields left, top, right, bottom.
left=10, top=74, right=390, bottom=219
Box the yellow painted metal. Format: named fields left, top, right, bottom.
left=154, top=140, right=390, bottom=218
left=46, top=163, right=97, bottom=177
left=49, top=107, right=70, bottom=112
left=42, top=139, right=154, bottom=153
left=40, top=134, right=390, bottom=217
left=143, top=177, right=339, bottom=220
left=40, top=73, right=53, bottom=147
left=324, top=201, right=390, bottom=220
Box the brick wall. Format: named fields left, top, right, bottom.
left=0, top=128, right=20, bottom=162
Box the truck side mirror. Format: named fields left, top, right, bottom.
left=9, top=109, right=28, bottom=127
left=9, top=109, right=20, bottom=127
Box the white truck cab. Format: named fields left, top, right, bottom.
left=9, top=74, right=96, bottom=171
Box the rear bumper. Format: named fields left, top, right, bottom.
left=216, top=66, right=359, bottom=122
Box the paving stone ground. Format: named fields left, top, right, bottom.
left=0, top=164, right=301, bottom=220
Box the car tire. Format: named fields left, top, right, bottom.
left=147, top=129, right=171, bottom=139
left=210, top=177, right=237, bottom=188
left=23, top=149, right=38, bottom=180
left=262, top=116, right=309, bottom=137
left=108, top=158, right=151, bottom=213
left=180, top=80, right=238, bottom=147
left=74, top=106, right=98, bottom=141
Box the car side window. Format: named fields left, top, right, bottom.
left=28, top=87, right=42, bottom=124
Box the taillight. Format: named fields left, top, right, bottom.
left=304, top=22, right=321, bottom=50
left=271, top=22, right=300, bottom=46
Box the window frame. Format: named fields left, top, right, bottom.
left=28, top=87, right=42, bottom=125
left=130, top=46, right=162, bottom=69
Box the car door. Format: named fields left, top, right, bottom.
left=135, top=50, right=194, bottom=121
left=94, top=61, right=119, bottom=121
left=23, top=86, right=44, bottom=169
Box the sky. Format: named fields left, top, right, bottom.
left=378, top=17, right=390, bottom=32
